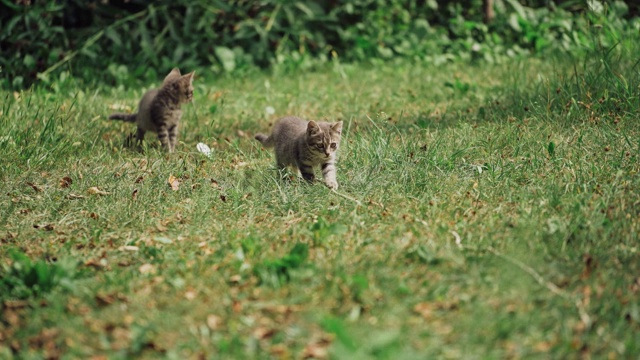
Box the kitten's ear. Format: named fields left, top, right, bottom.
left=163, top=68, right=181, bottom=85
left=183, top=71, right=195, bottom=84
left=307, top=120, right=321, bottom=135
left=331, top=121, right=343, bottom=134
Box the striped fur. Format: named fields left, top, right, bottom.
left=108, top=68, right=195, bottom=153
left=255, top=116, right=343, bottom=189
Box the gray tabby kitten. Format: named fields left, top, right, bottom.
left=109, top=68, right=195, bottom=153
left=255, top=116, right=343, bottom=189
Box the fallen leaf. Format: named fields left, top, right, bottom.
left=119, top=245, right=139, bottom=252
left=168, top=174, right=180, bottom=191
left=207, top=314, right=222, bottom=330
left=108, top=103, right=131, bottom=111
left=534, top=341, right=553, bottom=352
left=154, top=236, right=173, bottom=244
left=232, top=300, right=242, bottom=313
left=253, top=327, right=276, bottom=340
left=84, top=258, right=106, bottom=269
left=87, top=187, right=109, bottom=196
left=139, top=263, right=156, bottom=274
left=184, top=290, right=197, bottom=300
left=33, top=224, right=54, bottom=231
left=1, top=231, right=17, bottom=243
left=132, top=189, right=138, bottom=200
left=210, top=90, right=224, bottom=101
left=413, top=302, right=434, bottom=319
left=26, top=181, right=42, bottom=192
left=95, top=293, right=116, bottom=307
left=302, top=336, right=333, bottom=359
left=89, top=212, right=99, bottom=219
left=4, top=300, right=29, bottom=309
left=67, top=193, right=84, bottom=200
left=134, top=176, right=144, bottom=184
left=270, top=344, right=289, bottom=357
left=59, top=176, right=73, bottom=188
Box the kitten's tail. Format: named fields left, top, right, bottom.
left=255, top=133, right=274, bottom=148
left=108, top=113, right=137, bottom=122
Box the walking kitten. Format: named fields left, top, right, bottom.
left=255, top=116, right=343, bottom=189
left=108, top=68, right=195, bottom=153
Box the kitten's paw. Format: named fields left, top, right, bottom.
left=325, top=180, right=339, bottom=190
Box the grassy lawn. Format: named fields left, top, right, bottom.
left=1, top=47, right=639, bottom=359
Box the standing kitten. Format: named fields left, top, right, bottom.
left=255, top=116, right=343, bottom=189
left=109, top=68, right=195, bottom=153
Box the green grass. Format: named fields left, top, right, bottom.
left=1, top=45, right=639, bottom=359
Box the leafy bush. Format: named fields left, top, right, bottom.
left=0, top=249, right=80, bottom=300
left=0, top=0, right=638, bottom=88
left=254, top=242, right=310, bottom=286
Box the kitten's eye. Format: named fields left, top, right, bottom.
left=316, top=144, right=324, bottom=149
left=330, top=143, right=337, bottom=149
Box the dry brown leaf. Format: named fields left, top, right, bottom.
left=26, top=181, right=42, bottom=192
left=139, top=263, right=156, bottom=274
left=95, top=293, right=116, bottom=307
left=168, top=174, right=180, bottom=191
left=67, top=193, right=84, bottom=200
left=270, top=344, right=289, bottom=358
left=1, top=231, right=17, bottom=243
left=207, top=314, right=222, bottom=330
left=4, top=299, right=29, bottom=309
left=33, top=224, right=54, bottom=231
left=108, top=103, right=131, bottom=111
left=232, top=300, right=242, bottom=313
left=87, top=187, right=109, bottom=196
left=84, top=258, right=106, bottom=269
left=59, top=176, right=73, bottom=188
left=534, top=341, right=553, bottom=352
left=209, top=90, right=224, bottom=101
left=156, top=221, right=168, bottom=232
left=109, top=327, right=131, bottom=350
left=132, top=189, right=138, bottom=200
left=413, top=302, right=434, bottom=319
left=184, top=290, right=197, bottom=300
left=253, top=327, right=277, bottom=340
left=302, top=336, right=333, bottom=359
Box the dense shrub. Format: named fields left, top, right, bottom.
left=0, top=0, right=637, bottom=88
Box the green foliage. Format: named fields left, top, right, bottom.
left=254, top=242, right=309, bottom=286
left=0, top=1, right=66, bottom=88
left=1, top=0, right=638, bottom=88
left=310, top=216, right=348, bottom=246
left=0, top=250, right=79, bottom=300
